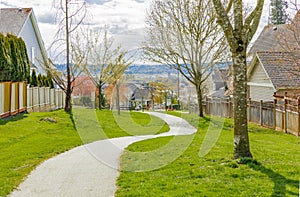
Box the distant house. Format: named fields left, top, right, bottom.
left=247, top=51, right=300, bottom=101
left=0, top=8, right=48, bottom=74
left=206, top=62, right=231, bottom=98
left=72, top=76, right=97, bottom=97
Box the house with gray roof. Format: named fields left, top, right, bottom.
left=0, top=8, right=48, bottom=74
left=248, top=11, right=300, bottom=58
left=247, top=51, right=300, bottom=101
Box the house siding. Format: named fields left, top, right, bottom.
left=248, top=61, right=271, bottom=84
left=19, top=16, right=45, bottom=74
left=249, top=85, right=275, bottom=101
left=248, top=61, right=275, bottom=101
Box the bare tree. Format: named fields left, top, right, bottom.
left=108, top=53, right=132, bottom=115
left=144, top=0, right=227, bottom=117
left=48, top=0, right=88, bottom=112
left=85, top=29, right=124, bottom=110
left=212, top=0, right=264, bottom=158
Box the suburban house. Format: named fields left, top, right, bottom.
left=130, top=84, right=152, bottom=110
left=248, top=11, right=300, bottom=58
left=0, top=8, right=48, bottom=74
left=247, top=51, right=300, bottom=101
left=72, top=76, right=97, bottom=98
left=246, top=10, right=300, bottom=102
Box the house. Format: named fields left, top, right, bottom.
left=72, top=76, right=97, bottom=98
left=0, top=8, right=48, bottom=74
left=248, top=11, right=300, bottom=58
left=247, top=51, right=300, bottom=101
left=206, top=62, right=231, bottom=98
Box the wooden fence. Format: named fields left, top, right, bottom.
left=204, top=95, right=300, bottom=137
left=0, top=82, right=65, bottom=119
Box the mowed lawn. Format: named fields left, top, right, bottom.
left=117, top=112, right=300, bottom=196
left=0, top=109, right=170, bottom=196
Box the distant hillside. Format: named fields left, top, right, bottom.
left=125, top=64, right=177, bottom=75
left=54, top=64, right=178, bottom=75
left=54, top=62, right=229, bottom=75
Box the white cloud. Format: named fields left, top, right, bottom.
left=0, top=0, right=150, bottom=54
left=0, top=0, right=291, bottom=63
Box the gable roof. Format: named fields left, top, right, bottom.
left=248, top=51, right=300, bottom=90
left=0, top=8, right=32, bottom=35
left=248, top=11, right=300, bottom=56
left=0, top=8, right=48, bottom=68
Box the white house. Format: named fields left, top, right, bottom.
left=0, top=8, right=48, bottom=74
left=247, top=51, right=300, bottom=101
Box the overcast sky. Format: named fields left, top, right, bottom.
left=0, top=0, right=274, bottom=61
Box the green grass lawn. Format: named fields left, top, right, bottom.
left=0, top=110, right=82, bottom=196
left=72, top=109, right=170, bottom=143
left=116, top=112, right=300, bottom=196
left=0, top=108, right=170, bottom=196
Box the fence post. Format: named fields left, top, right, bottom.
left=273, top=97, right=277, bottom=130
left=248, top=98, right=251, bottom=122
left=260, top=100, right=263, bottom=126
left=297, top=98, right=300, bottom=137
left=284, top=92, right=287, bottom=133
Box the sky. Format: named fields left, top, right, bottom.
left=0, top=0, right=277, bottom=62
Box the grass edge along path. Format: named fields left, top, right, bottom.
left=116, top=112, right=300, bottom=196
left=1, top=108, right=170, bottom=196
left=0, top=110, right=82, bottom=196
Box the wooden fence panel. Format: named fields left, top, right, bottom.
left=0, top=82, right=65, bottom=118
left=10, top=83, right=18, bottom=115
left=32, top=87, right=39, bottom=112
left=19, top=82, right=26, bottom=113
left=56, top=90, right=63, bottom=109
left=3, top=83, right=11, bottom=117
left=286, top=111, right=298, bottom=135
left=275, top=110, right=284, bottom=131
left=249, top=103, right=260, bottom=123
left=204, top=95, right=299, bottom=137
left=50, top=88, right=55, bottom=110
left=262, top=108, right=274, bottom=128
left=39, top=87, right=45, bottom=111
left=0, top=83, right=4, bottom=117
left=27, top=88, right=33, bottom=112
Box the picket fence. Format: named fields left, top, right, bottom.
left=0, top=82, right=65, bottom=118
left=204, top=95, right=300, bottom=137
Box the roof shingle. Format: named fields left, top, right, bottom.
left=256, top=51, right=300, bottom=89
left=0, top=8, right=32, bottom=36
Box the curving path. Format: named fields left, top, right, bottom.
left=10, top=112, right=196, bottom=197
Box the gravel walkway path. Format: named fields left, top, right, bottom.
left=10, top=112, right=196, bottom=197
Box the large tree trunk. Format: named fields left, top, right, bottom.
left=116, top=83, right=120, bottom=115
left=64, top=84, right=72, bottom=112
left=232, top=48, right=252, bottom=159
left=196, top=83, right=204, bottom=117
left=98, top=80, right=103, bottom=110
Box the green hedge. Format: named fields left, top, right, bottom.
left=0, top=33, right=30, bottom=82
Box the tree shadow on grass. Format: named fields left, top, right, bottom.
left=242, top=159, right=299, bottom=196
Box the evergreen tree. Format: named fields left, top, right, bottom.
left=37, top=73, right=42, bottom=87
left=0, top=33, right=12, bottom=82
left=43, top=75, right=49, bottom=87
left=271, top=0, right=288, bottom=25
left=7, top=34, right=19, bottom=82
left=47, top=72, right=54, bottom=88
left=31, top=70, right=38, bottom=87
left=18, top=37, right=30, bottom=83
left=0, top=34, right=30, bottom=82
